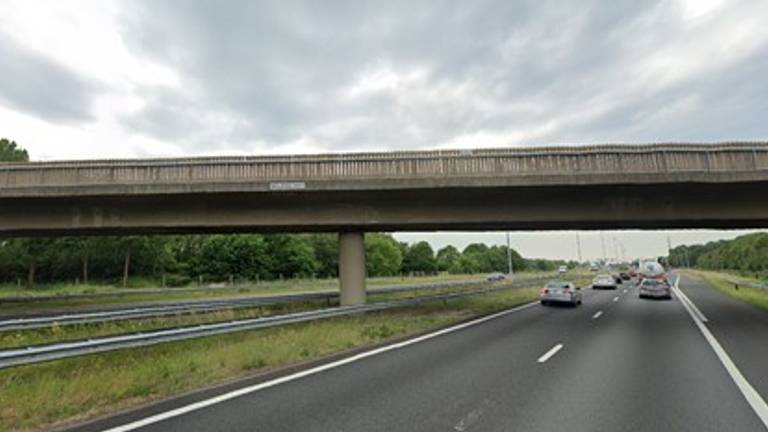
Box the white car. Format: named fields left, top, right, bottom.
left=540, top=281, right=582, bottom=307
left=558, top=265, right=568, bottom=274
left=592, top=274, right=617, bottom=290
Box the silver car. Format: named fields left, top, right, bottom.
left=592, top=274, right=617, bottom=290
left=638, top=279, right=672, bottom=300
left=540, top=281, right=582, bottom=306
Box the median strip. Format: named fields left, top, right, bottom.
left=0, top=285, right=518, bottom=369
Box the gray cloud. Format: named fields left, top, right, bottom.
left=116, top=0, right=768, bottom=153
left=0, top=33, right=99, bottom=124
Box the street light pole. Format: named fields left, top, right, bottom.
left=576, top=234, right=583, bottom=263
left=506, top=231, right=514, bottom=277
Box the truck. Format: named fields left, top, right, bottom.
left=638, top=261, right=667, bottom=282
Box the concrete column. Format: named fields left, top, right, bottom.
left=339, top=232, right=366, bottom=306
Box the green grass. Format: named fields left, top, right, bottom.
left=0, top=272, right=557, bottom=316
left=0, top=273, right=485, bottom=298
left=0, top=300, right=330, bottom=350
left=0, top=274, right=492, bottom=314
left=690, top=270, right=768, bottom=311
left=0, top=282, right=505, bottom=350
left=0, top=287, right=538, bottom=432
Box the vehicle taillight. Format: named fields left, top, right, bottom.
left=541, top=288, right=549, bottom=294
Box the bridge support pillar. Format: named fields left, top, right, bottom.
left=339, top=232, right=366, bottom=306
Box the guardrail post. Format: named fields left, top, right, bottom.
left=339, top=232, right=366, bottom=305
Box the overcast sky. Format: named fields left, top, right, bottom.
left=1, top=0, right=766, bottom=259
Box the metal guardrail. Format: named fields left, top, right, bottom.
left=0, top=280, right=339, bottom=304
left=0, top=278, right=478, bottom=304
left=0, top=284, right=524, bottom=369
left=1, top=278, right=539, bottom=331
left=723, top=277, right=768, bottom=291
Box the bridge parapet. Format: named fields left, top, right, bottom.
left=1, top=143, right=767, bottom=192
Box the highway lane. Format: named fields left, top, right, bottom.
left=676, top=272, right=768, bottom=407
left=73, top=278, right=768, bottom=432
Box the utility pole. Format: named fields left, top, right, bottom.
left=600, top=232, right=607, bottom=264
left=666, top=234, right=673, bottom=267
left=506, top=232, right=514, bottom=276
left=619, top=240, right=627, bottom=261
left=576, top=234, right=583, bottom=263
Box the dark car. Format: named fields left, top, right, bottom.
left=619, top=272, right=631, bottom=281
left=486, top=273, right=506, bottom=281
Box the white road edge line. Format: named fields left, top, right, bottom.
left=101, top=301, right=540, bottom=432
left=673, top=277, right=708, bottom=322
left=592, top=311, right=603, bottom=319
left=537, top=343, right=564, bottom=363
left=673, top=274, right=768, bottom=429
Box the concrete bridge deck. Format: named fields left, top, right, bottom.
left=1, top=142, right=767, bottom=235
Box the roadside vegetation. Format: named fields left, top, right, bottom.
left=690, top=270, right=768, bottom=311
left=0, top=272, right=491, bottom=315
left=669, top=232, right=768, bottom=282
left=0, top=286, right=539, bottom=432
left=0, top=232, right=569, bottom=290
left=669, top=232, right=768, bottom=311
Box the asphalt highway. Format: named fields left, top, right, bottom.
left=75, top=274, right=768, bottom=432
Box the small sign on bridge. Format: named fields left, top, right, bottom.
left=269, top=181, right=306, bottom=191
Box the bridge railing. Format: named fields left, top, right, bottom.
left=0, top=143, right=766, bottom=188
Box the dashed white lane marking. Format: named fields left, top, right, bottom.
left=537, top=343, right=564, bottom=363
left=613, top=296, right=619, bottom=302
left=101, top=301, right=540, bottom=432
left=623, top=289, right=628, bottom=294
left=674, top=274, right=768, bottom=429
left=592, top=311, right=603, bottom=319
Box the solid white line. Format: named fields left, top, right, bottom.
left=592, top=311, right=603, bottom=319
left=537, top=343, right=564, bottom=363
left=674, top=275, right=768, bottom=428
left=102, top=301, right=539, bottom=432
left=673, top=276, right=708, bottom=323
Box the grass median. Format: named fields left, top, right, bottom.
left=690, top=270, right=768, bottom=311
left=0, top=273, right=492, bottom=316
left=0, top=282, right=502, bottom=350
left=0, top=286, right=538, bottom=432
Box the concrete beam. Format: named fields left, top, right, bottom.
left=339, top=232, right=366, bottom=306
left=3, top=182, right=768, bottom=236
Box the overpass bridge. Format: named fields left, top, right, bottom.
left=2, top=142, right=767, bottom=304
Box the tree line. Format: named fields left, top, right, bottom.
left=668, top=232, right=768, bottom=274
left=0, top=234, right=567, bottom=287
